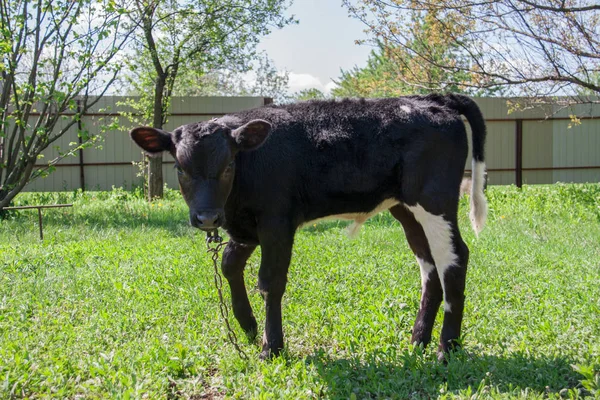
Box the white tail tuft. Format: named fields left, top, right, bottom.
left=469, top=160, right=488, bottom=236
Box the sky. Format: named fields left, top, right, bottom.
left=256, top=0, right=373, bottom=95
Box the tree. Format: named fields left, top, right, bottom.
left=339, top=3, right=502, bottom=97
left=0, top=0, right=131, bottom=209
left=332, top=40, right=498, bottom=98
left=125, top=0, right=295, bottom=200
left=174, top=53, right=291, bottom=104
left=293, top=88, right=326, bottom=101
left=343, top=0, right=600, bottom=106
left=333, top=44, right=407, bottom=98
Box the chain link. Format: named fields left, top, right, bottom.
left=206, top=230, right=249, bottom=360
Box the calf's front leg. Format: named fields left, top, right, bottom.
left=257, top=222, right=294, bottom=359
left=221, top=240, right=258, bottom=339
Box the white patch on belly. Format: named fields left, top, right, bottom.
left=302, top=198, right=399, bottom=238
left=400, top=105, right=411, bottom=113
left=406, top=204, right=457, bottom=313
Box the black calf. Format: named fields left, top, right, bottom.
left=130, top=94, right=488, bottom=359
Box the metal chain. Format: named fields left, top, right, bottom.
left=206, top=230, right=249, bottom=360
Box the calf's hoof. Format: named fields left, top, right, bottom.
left=410, top=336, right=431, bottom=350
left=259, top=349, right=272, bottom=360
left=245, top=327, right=258, bottom=343
left=259, top=338, right=283, bottom=360
left=437, top=340, right=462, bottom=363
left=437, top=350, right=449, bottom=363
left=245, top=330, right=257, bottom=343
left=237, top=315, right=258, bottom=338
left=259, top=347, right=283, bottom=360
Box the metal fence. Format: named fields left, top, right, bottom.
left=23, top=96, right=600, bottom=192
left=465, top=98, right=600, bottom=186
left=25, top=96, right=271, bottom=192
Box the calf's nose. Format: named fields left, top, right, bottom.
left=194, top=212, right=221, bottom=230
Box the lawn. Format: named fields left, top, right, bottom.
left=1, top=184, right=599, bottom=399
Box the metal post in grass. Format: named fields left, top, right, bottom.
left=3, top=204, right=73, bottom=240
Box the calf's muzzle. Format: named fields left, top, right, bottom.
left=191, top=210, right=223, bottom=231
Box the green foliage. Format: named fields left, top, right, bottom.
left=334, top=3, right=498, bottom=98
left=121, top=0, right=294, bottom=198
left=332, top=43, right=419, bottom=98
left=173, top=53, right=291, bottom=104
left=572, top=364, right=600, bottom=397
left=1, top=184, right=599, bottom=398
left=343, top=0, right=600, bottom=100
left=294, top=88, right=327, bottom=101
left=0, top=0, right=132, bottom=208
left=122, top=0, right=296, bottom=125
left=333, top=37, right=502, bottom=97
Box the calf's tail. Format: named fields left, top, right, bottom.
left=442, top=94, right=488, bottom=235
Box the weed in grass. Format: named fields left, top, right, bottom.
left=0, top=184, right=599, bottom=398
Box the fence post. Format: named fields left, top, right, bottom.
left=76, top=100, right=86, bottom=191
left=515, top=119, right=523, bottom=188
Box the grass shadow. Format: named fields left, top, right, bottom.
left=305, top=349, right=582, bottom=399
left=71, top=209, right=191, bottom=235
left=3, top=205, right=195, bottom=239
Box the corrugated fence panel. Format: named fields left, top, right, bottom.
left=553, top=119, right=600, bottom=183
left=162, top=160, right=179, bottom=190
left=25, top=115, right=82, bottom=191
left=523, top=120, right=553, bottom=184
left=84, top=165, right=135, bottom=191
left=485, top=121, right=516, bottom=185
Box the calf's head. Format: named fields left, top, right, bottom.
left=130, top=119, right=271, bottom=231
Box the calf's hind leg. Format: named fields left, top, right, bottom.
left=389, top=205, right=442, bottom=348
left=436, top=223, right=468, bottom=355
left=405, top=204, right=469, bottom=357
left=221, top=240, right=258, bottom=339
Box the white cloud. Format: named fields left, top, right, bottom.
left=287, top=72, right=338, bottom=95
left=324, top=81, right=338, bottom=94
left=288, top=73, right=324, bottom=93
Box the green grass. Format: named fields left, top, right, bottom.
left=1, top=184, right=599, bottom=399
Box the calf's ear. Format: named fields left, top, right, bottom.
left=230, top=120, right=271, bottom=151
left=130, top=127, right=174, bottom=155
